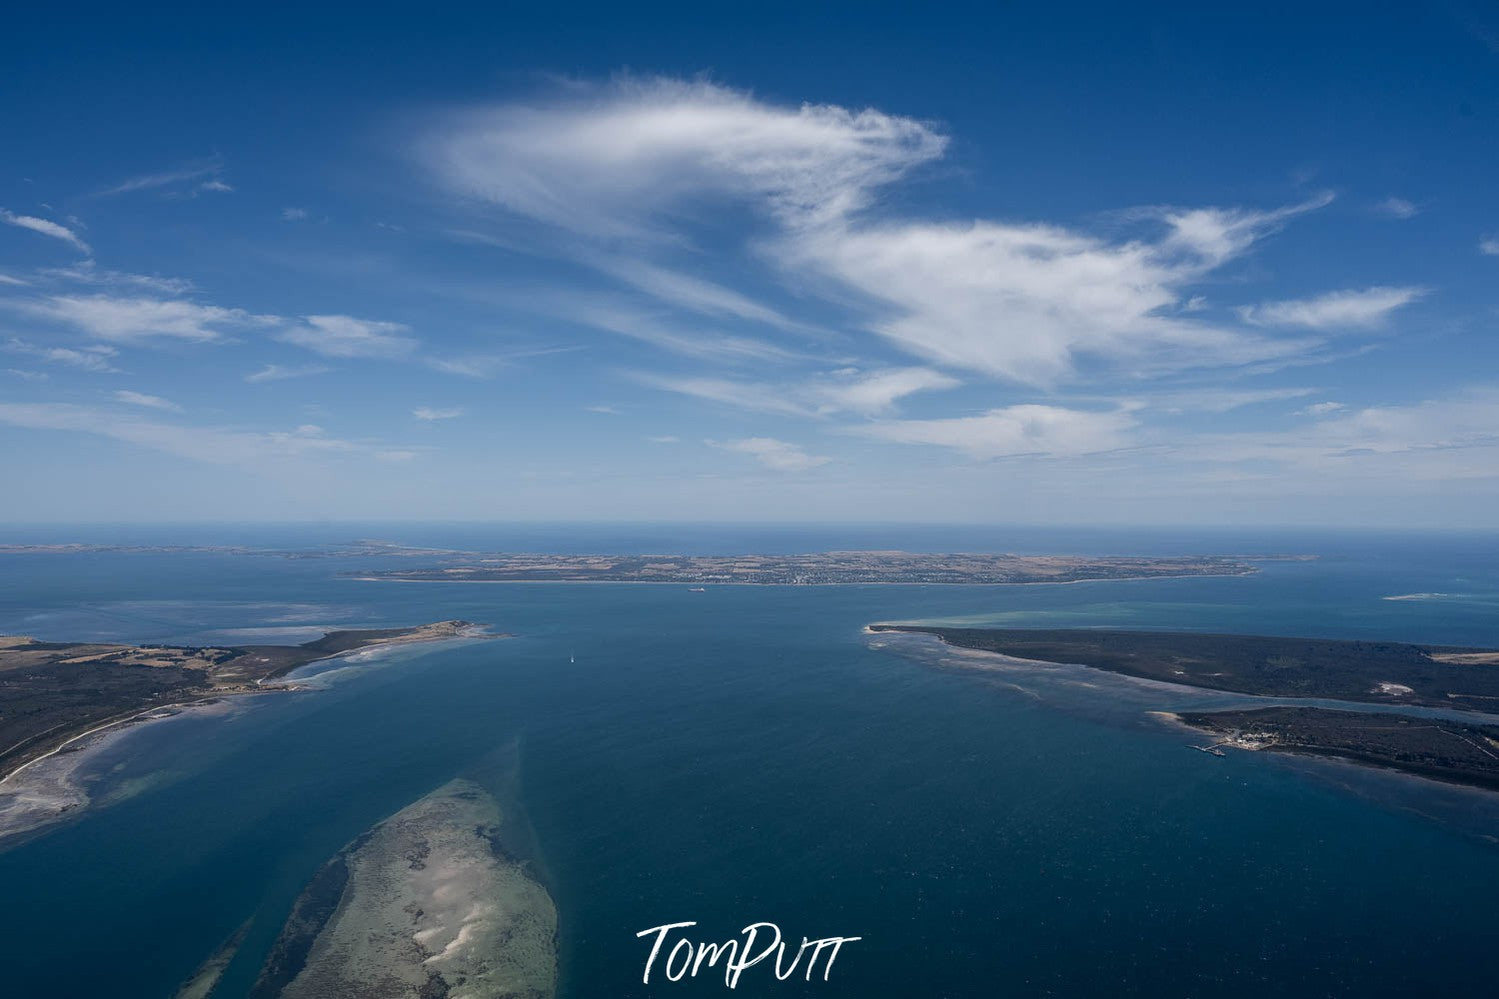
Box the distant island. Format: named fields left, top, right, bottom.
left=1, top=542, right=1298, bottom=586
left=870, top=625, right=1499, bottom=793
left=0, top=539, right=482, bottom=559
left=348, top=551, right=1283, bottom=586
left=0, top=621, right=488, bottom=786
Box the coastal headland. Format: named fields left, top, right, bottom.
left=868, top=625, right=1499, bottom=709
left=0, top=620, right=490, bottom=786
left=871, top=625, right=1499, bottom=793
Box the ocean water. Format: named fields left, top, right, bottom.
left=1, top=525, right=1498, bottom=997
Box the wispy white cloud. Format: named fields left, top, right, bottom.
left=564, top=301, right=805, bottom=364
left=421, top=344, right=582, bottom=378
left=413, top=406, right=462, bottom=420
left=3, top=338, right=120, bottom=372
left=635, top=374, right=815, bottom=417
left=422, top=81, right=1348, bottom=387
left=397, top=78, right=1481, bottom=512
left=10, top=294, right=276, bottom=343
left=93, top=158, right=228, bottom=198
left=797, top=199, right=1331, bottom=386
left=245, top=363, right=330, bottom=383
left=587, top=255, right=810, bottom=332
left=282, top=207, right=309, bottom=222
left=0, top=403, right=388, bottom=466
left=1298, top=401, right=1346, bottom=417
left=1192, top=388, right=1499, bottom=474
left=1145, top=386, right=1316, bottom=415
left=38, top=262, right=194, bottom=295
left=1372, top=197, right=1419, bottom=219
left=423, top=355, right=505, bottom=378
left=635, top=366, right=955, bottom=418
left=1481, top=236, right=1499, bottom=256
left=5, top=368, right=48, bottom=381
left=423, top=76, right=947, bottom=240
left=647, top=435, right=679, bottom=444
left=1308, top=392, right=1499, bottom=459
left=0, top=272, right=29, bottom=286
left=113, top=389, right=182, bottom=411
left=584, top=404, right=619, bottom=414
left=0, top=209, right=91, bottom=254
left=277, top=315, right=418, bottom=358
left=853, top=405, right=1137, bottom=459
left=709, top=436, right=831, bottom=471
left=1151, top=194, right=1335, bottom=268
left=810, top=367, right=959, bottom=414
left=1239, top=286, right=1424, bottom=330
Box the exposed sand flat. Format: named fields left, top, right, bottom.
left=0, top=744, right=92, bottom=841
left=273, top=779, right=556, bottom=999
left=0, top=700, right=235, bottom=844
left=0, top=626, right=497, bottom=845
left=1429, top=652, right=1499, bottom=666
left=0, top=621, right=493, bottom=797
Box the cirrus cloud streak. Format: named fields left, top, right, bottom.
left=420, top=79, right=1361, bottom=392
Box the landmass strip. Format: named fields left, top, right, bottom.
left=869, top=626, right=1499, bottom=793
left=0, top=539, right=481, bottom=558
left=349, top=551, right=1282, bottom=585
left=0, top=620, right=489, bottom=786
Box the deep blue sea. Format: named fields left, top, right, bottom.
left=2, top=524, right=1498, bottom=997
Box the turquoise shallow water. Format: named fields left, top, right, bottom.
left=2, top=525, right=1498, bottom=997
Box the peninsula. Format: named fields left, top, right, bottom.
left=0, top=621, right=487, bottom=784
left=868, top=626, right=1499, bottom=709
left=349, top=551, right=1271, bottom=586
left=870, top=625, right=1499, bottom=792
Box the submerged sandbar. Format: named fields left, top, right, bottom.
left=254, top=778, right=557, bottom=999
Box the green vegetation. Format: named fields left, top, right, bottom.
left=872, top=624, right=1499, bottom=792
left=1176, top=707, right=1499, bottom=792
left=869, top=626, right=1499, bottom=709
left=0, top=621, right=482, bottom=781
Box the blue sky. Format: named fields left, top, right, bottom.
left=2, top=2, right=1498, bottom=525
